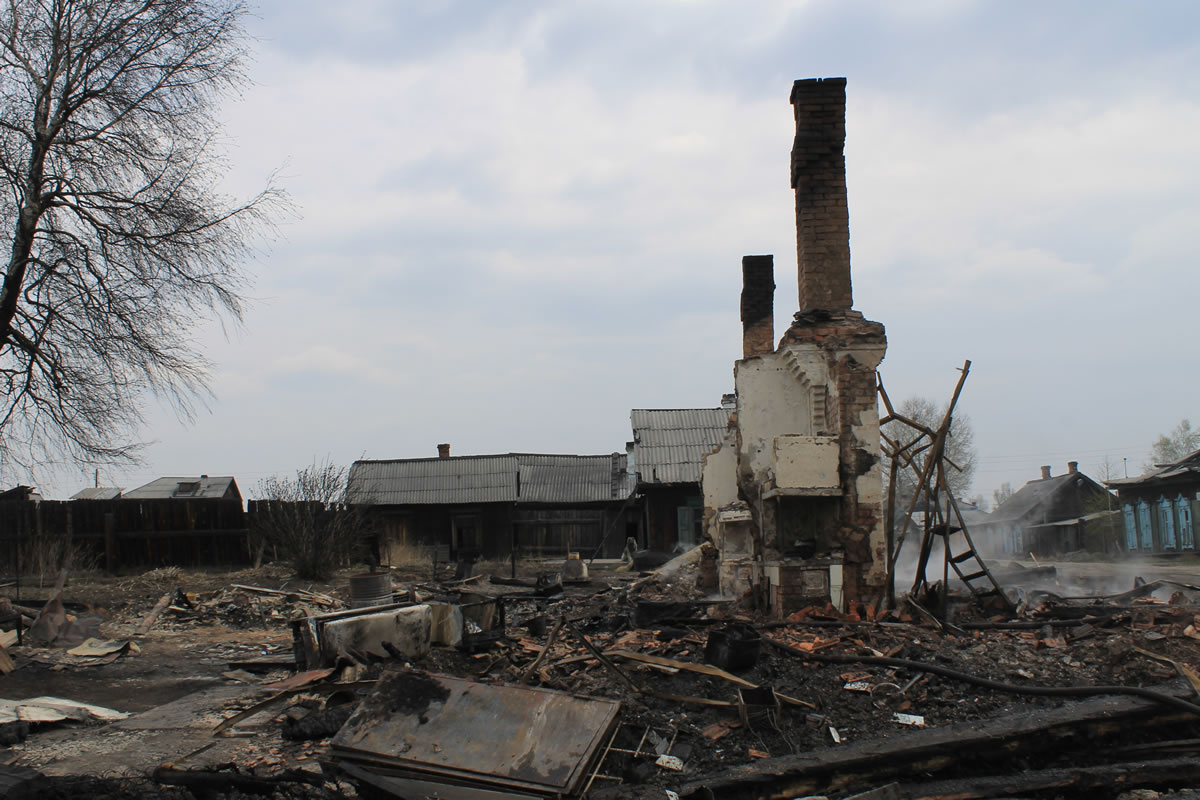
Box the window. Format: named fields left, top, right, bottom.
left=452, top=514, right=481, bottom=553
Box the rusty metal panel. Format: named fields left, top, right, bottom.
left=332, top=669, right=620, bottom=795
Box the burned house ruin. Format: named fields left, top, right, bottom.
left=702, top=78, right=887, bottom=614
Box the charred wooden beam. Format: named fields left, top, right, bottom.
left=900, top=755, right=1200, bottom=800
left=675, top=687, right=1200, bottom=800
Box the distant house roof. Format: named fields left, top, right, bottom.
left=1026, top=510, right=1121, bottom=530
left=986, top=471, right=1109, bottom=527
left=0, top=485, right=41, bottom=503
left=348, top=454, right=634, bottom=506
left=123, top=476, right=241, bottom=501
left=1107, top=448, right=1200, bottom=491
left=71, top=487, right=123, bottom=501
left=630, top=408, right=730, bottom=486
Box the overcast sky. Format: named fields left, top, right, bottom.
left=33, top=0, right=1200, bottom=504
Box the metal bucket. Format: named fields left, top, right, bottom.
left=348, top=571, right=393, bottom=608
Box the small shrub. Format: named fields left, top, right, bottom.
left=19, top=532, right=97, bottom=585
left=251, top=461, right=373, bottom=581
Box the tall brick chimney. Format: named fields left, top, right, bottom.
left=438, top=443, right=451, bottom=458
left=1067, top=461, right=1078, bottom=474
left=791, top=78, right=853, bottom=313
left=1040, top=465, right=1052, bottom=480
left=740, top=254, right=775, bottom=358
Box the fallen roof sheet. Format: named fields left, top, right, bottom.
left=0, top=696, right=129, bottom=725
left=331, top=669, right=620, bottom=796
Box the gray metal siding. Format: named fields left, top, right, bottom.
left=519, top=455, right=618, bottom=504
left=349, top=456, right=519, bottom=505
left=350, top=453, right=634, bottom=506
left=630, top=408, right=729, bottom=486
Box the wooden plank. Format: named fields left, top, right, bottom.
left=608, top=651, right=816, bottom=710
left=136, top=591, right=173, bottom=635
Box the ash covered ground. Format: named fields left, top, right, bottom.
left=2, top=554, right=1200, bottom=800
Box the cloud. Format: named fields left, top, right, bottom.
left=270, top=345, right=407, bottom=387
left=21, top=1, right=1200, bottom=505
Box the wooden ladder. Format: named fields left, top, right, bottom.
left=939, top=524, right=1012, bottom=610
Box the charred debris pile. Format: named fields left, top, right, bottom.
left=3, top=554, right=1200, bottom=800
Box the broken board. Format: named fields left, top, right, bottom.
left=332, top=669, right=619, bottom=796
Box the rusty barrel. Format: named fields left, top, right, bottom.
left=348, top=571, right=392, bottom=608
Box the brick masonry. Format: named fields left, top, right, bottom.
left=712, top=78, right=889, bottom=611
left=781, top=78, right=888, bottom=601
left=779, top=311, right=887, bottom=601
left=740, top=254, right=775, bottom=358
left=791, top=77, right=853, bottom=313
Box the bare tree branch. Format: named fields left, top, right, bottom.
left=252, top=461, right=374, bottom=581
left=0, top=0, right=287, bottom=476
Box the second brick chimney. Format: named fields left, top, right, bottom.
left=437, top=443, right=451, bottom=459
left=740, top=255, right=775, bottom=358
left=790, top=78, right=853, bottom=313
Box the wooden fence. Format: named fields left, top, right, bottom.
left=0, top=497, right=250, bottom=573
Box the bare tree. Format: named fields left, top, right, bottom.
left=1093, top=455, right=1124, bottom=484
left=0, top=0, right=283, bottom=473
left=251, top=461, right=372, bottom=581
left=992, top=481, right=1014, bottom=509
left=882, top=395, right=978, bottom=506
left=1149, top=418, right=1200, bottom=468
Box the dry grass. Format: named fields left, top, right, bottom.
left=18, top=532, right=98, bottom=586
left=380, top=542, right=435, bottom=569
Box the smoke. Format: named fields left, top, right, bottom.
left=892, top=528, right=1192, bottom=606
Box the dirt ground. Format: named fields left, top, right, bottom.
left=2, top=554, right=1200, bottom=799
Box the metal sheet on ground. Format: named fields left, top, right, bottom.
left=115, top=685, right=253, bottom=731
left=339, top=762, right=542, bottom=800
left=332, top=669, right=620, bottom=795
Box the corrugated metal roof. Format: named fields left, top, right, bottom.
left=630, top=408, right=730, bottom=486
left=349, top=453, right=632, bottom=506
left=122, top=476, right=238, bottom=500
left=349, top=455, right=518, bottom=505
left=520, top=454, right=625, bottom=503
left=71, top=487, right=122, bottom=500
